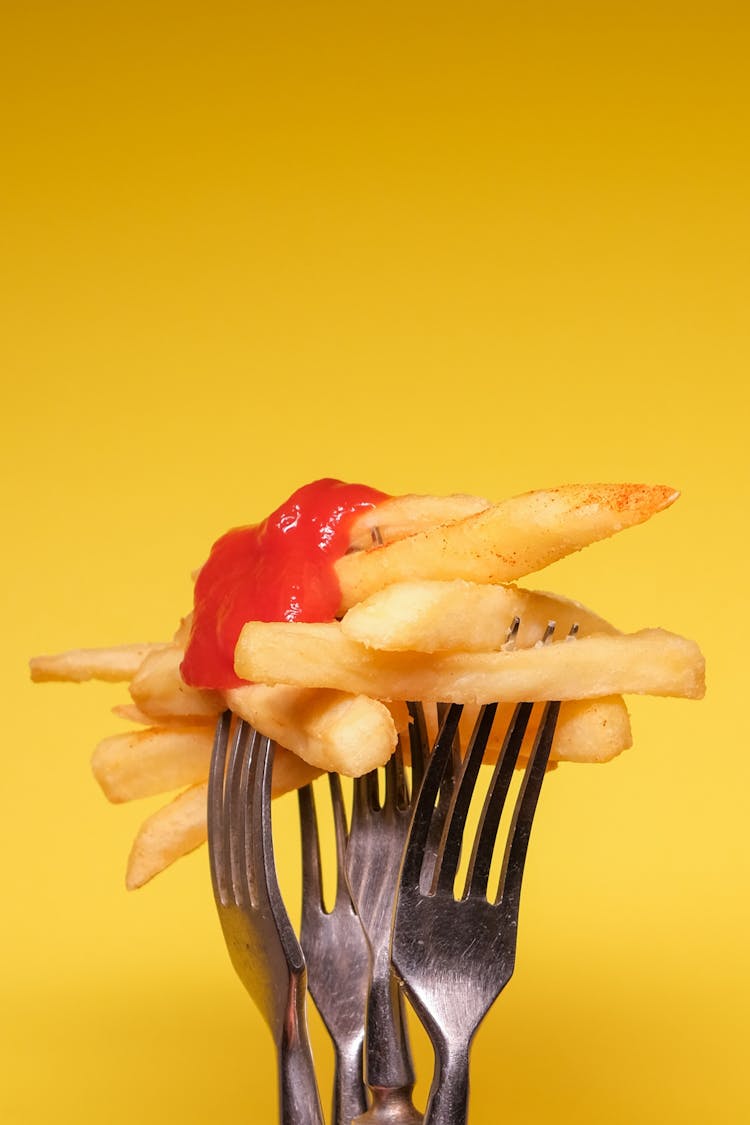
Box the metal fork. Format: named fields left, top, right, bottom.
left=391, top=695, right=561, bottom=1125
left=208, top=712, right=324, bottom=1125
left=298, top=776, right=370, bottom=1125
left=345, top=739, right=424, bottom=1123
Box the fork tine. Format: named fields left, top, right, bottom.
left=437, top=701, right=462, bottom=772
left=353, top=768, right=379, bottom=821
left=465, top=701, right=534, bottom=900
left=400, top=703, right=463, bottom=890
left=236, top=723, right=262, bottom=910
left=433, top=702, right=498, bottom=894
left=246, top=729, right=272, bottom=908
left=328, top=773, right=352, bottom=906
left=226, top=718, right=253, bottom=902
left=497, top=700, right=560, bottom=912
left=406, top=701, right=428, bottom=795
left=298, top=784, right=324, bottom=914
left=207, top=710, right=232, bottom=902
left=385, top=737, right=409, bottom=811
left=256, top=735, right=308, bottom=973
left=421, top=703, right=464, bottom=889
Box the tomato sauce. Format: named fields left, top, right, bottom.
left=181, top=478, right=388, bottom=689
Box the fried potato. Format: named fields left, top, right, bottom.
left=225, top=683, right=398, bottom=776
left=428, top=697, right=633, bottom=765
left=111, top=703, right=155, bottom=724
left=335, top=483, right=679, bottom=609
left=111, top=702, right=215, bottom=726
left=341, top=580, right=618, bottom=652
left=91, top=726, right=214, bottom=803
left=129, top=644, right=223, bottom=720
left=269, top=742, right=325, bottom=795
left=124, top=744, right=321, bottom=887
left=29, top=643, right=165, bottom=683
left=236, top=620, right=705, bottom=703
left=348, top=493, right=490, bottom=550
left=127, top=782, right=208, bottom=889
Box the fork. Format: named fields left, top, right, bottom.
left=208, top=712, right=324, bottom=1125
left=345, top=739, right=424, bottom=1123
left=391, top=695, right=561, bottom=1125
left=298, top=776, right=370, bottom=1124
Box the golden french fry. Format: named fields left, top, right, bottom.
left=335, top=483, right=679, bottom=609
left=341, top=580, right=618, bottom=652
left=126, top=782, right=208, bottom=889
left=271, top=743, right=324, bottom=795
left=225, top=683, right=398, bottom=776
left=445, top=697, right=633, bottom=765
left=113, top=702, right=215, bottom=729
left=111, top=703, right=155, bottom=724
left=129, top=644, right=223, bottom=720
left=29, top=643, right=165, bottom=684
left=546, top=697, right=632, bottom=763
left=348, top=493, right=490, bottom=550
left=172, top=613, right=193, bottom=647
left=236, top=620, right=705, bottom=703
left=92, top=726, right=215, bottom=803
left=124, top=745, right=321, bottom=888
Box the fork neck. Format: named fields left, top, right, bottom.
left=277, top=975, right=325, bottom=1125
left=423, top=1037, right=471, bottom=1125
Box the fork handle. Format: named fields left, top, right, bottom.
left=365, top=963, right=416, bottom=1091
left=333, top=1039, right=368, bottom=1125
left=279, top=1032, right=325, bottom=1125
left=423, top=1039, right=470, bottom=1125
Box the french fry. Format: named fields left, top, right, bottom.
left=270, top=743, right=325, bottom=795
left=113, top=702, right=217, bottom=729
left=91, top=726, right=215, bottom=803
left=546, top=697, right=632, bottom=763
left=236, top=620, right=705, bottom=703
left=129, top=644, right=223, bottom=720
left=29, top=643, right=165, bottom=683
left=225, top=683, right=398, bottom=776
left=124, top=745, right=321, bottom=888
left=112, top=703, right=155, bottom=724
left=446, top=697, right=633, bottom=765
left=126, top=782, right=208, bottom=889
left=335, top=483, right=679, bottom=609
left=348, top=492, right=490, bottom=550
left=341, top=580, right=618, bottom=652
left=172, top=613, right=193, bottom=647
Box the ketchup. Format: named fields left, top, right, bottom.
left=181, top=478, right=388, bottom=690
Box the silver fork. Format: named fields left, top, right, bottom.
left=391, top=695, right=561, bottom=1125
left=345, top=740, right=424, bottom=1123
left=298, top=776, right=370, bottom=1125
left=208, top=712, right=324, bottom=1125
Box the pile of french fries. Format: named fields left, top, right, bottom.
left=30, top=482, right=705, bottom=890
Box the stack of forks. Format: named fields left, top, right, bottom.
left=208, top=626, right=565, bottom=1125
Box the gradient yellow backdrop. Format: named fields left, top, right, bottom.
left=3, top=3, right=748, bottom=1122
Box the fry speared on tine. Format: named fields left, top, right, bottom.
left=392, top=625, right=569, bottom=1125
left=208, top=713, right=324, bottom=1125
left=298, top=777, right=370, bottom=1125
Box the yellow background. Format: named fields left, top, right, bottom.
left=3, top=2, right=748, bottom=1121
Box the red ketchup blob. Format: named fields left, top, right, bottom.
left=181, top=478, right=389, bottom=690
